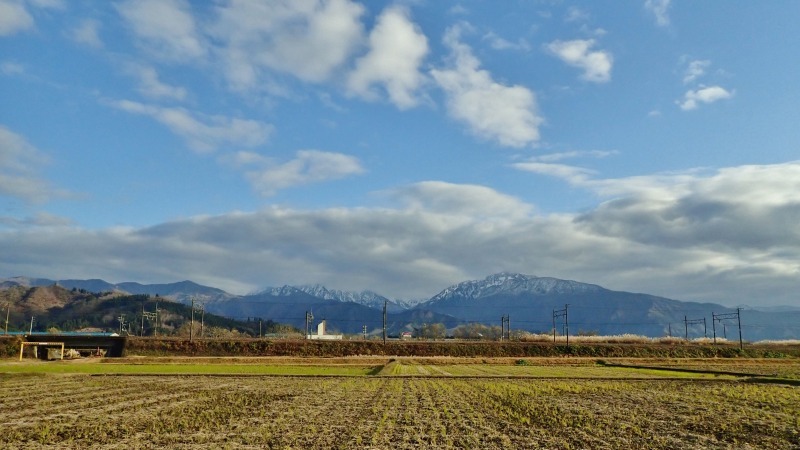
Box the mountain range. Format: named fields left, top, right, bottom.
left=2, top=273, right=798, bottom=340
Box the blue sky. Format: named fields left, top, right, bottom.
left=2, top=0, right=799, bottom=306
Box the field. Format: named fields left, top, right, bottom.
left=1, top=357, right=799, bottom=449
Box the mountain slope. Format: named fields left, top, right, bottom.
left=418, top=273, right=793, bottom=341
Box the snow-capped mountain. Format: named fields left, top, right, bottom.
left=428, top=272, right=603, bottom=303
left=298, top=285, right=416, bottom=312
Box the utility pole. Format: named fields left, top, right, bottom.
left=553, top=305, right=569, bottom=346
left=200, top=305, right=204, bottom=337
left=190, top=298, right=195, bottom=342
left=363, top=325, right=367, bottom=340
left=259, top=319, right=262, bottom=339
left=383, top=300, right=387, bottom=345
left=29, top=316, right=35, bottom=335
left=684, top=316, right=706, bottom=341
left=117, top=314, right=126, bottom=334
left=500, top=315, right=509, bottom=341
left=141, top=299, right=145, bottom=337
left=713, top=309, right=743, bottom=350
left=305, top=311, right=313, bottom=339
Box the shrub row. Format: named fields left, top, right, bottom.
left=123, top=337, right=800, bottom=358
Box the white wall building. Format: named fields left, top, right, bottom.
left=306, top=320, right=343, bottom=340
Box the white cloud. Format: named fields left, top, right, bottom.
left=346, top=5, right=429, bottom=109
left=645, top=0, right=671, bottom=27
left=0, top=125, right=62, bottom=203
left=678, top=85, right=733, bottom=110
left=512, top=161, right=595, bottom=185
left=394, top=181, right=533, bottom=220
left=683, top=59, right=710, bottom=84
left=211, top=0, right=365, bottom=89
left=532, top=150, right=618, bottom=163
left=236, top=149, right=365, bottom=196
left=69, top=19, right=102, bottom=48
left=482, top=32, right=530, bottom=51
left=116, top=0, right=206, bottom=62
left=4, top=162, right=800, bottom=305
left=546, top=39, right=612, bottom=83
left=108, top=99, right=272, bottom=153
left=0, top=0, right=34, bottom=36
left=430, top=25, right=542, bottom=147
left=127, top=65, right=188, bottom=101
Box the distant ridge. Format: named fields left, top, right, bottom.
left=3, top=273, right=798, bottom=340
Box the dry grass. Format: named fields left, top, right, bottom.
left=1, top=374, right=797, bottom=449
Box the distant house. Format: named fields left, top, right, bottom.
left=306, top=320, right=343, bottom=340
left=400, top=331, right=413, bottom=340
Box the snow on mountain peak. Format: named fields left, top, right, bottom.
left=430, top=273, right=602, bottom=302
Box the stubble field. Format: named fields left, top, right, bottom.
left=1, top=357, right=799, bottom=449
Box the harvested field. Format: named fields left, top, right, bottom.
left=1, top=357, right=800, bottom=449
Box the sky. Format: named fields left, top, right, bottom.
left=1, top=0, right=799, bottom=306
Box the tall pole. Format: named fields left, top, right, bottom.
left=552, top=311, right=557, bottom=343
left=712, top=313, right=717, bottom=345
left=259, top=319, right=262, bottom=338
left=564, top=304, right=569, bottom=347
left=703, top=317, right=707, bottom=338
left=190, top=298, right=195, bottom=342
left=29, top=316, right=35, bottom=334
left=382, top=300, right=387, bottom=345
left=200, top=306, right=204, bottom=337
left=737, top=307, right=743, bottom=350
left=684, top=316, right=688, bottom=341
left=4, top=303, right=9, bottom=335
left=141, top=300, right=145, bottom=337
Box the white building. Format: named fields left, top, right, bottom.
left=306, top=320, right=343, bottom=340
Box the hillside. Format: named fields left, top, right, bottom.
left=0, top=285, right=294, bottom=336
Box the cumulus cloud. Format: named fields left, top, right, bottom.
left=346, top=5, right=429, bottom=109
left=2, top=162, right=800, bottom=304
left=116, top=0, right=206, bottom=62
left=678, top=85, right=733, bottom=110
left=546, top=39, right=612, bottom=83
left=645, top=0, right=671, bottom=27
left=0, top=125, right=64, bottom=203
left=430, top=25, right=542, bottom=147
left=107, top=99, right=272, bottom=153
left=211, top=0, right=365, bottom=89
left=234, top=149, right=365, bottom=196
